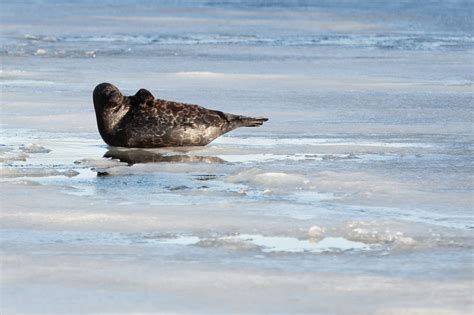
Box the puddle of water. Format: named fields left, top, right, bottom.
left=228, top=234, right=370, bottom=253
left=129, top=233, right=372, bottom=254
left=150, top=235, right=201, bottom=246
left=141, top=234, right=371, bottom=253
left=2, top=228, right=372, bottom=255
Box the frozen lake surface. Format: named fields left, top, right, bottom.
left=1, top=0, right=473, bottom=314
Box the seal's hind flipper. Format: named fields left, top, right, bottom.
left=236, top=116, right=268, bottom=127
left=226, top=114, right=268, bottom=129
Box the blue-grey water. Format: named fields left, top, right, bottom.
left=1, top=1, right=473, bottom=314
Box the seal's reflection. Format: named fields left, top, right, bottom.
left=104, top=148, right=225, bottom=165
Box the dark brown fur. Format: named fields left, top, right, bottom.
left=93, top=83, right=268, bottom=148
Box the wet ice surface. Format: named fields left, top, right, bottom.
left=1, top=229, right=370, bottom=253
left=1, top=119, right=473, bottom=315
left=1, top=0, right=474, bottom=314
left=1, top=128, right=472, bottom=229
left=1, top=129, right=472, bottom=251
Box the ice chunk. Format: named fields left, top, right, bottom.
left=0, top=151, right=29, bottom=163
left=74, top=158, right=125, bottom=168
left=147, top=235, right=201, bottom=246
left=346, top=222, right=417, bottom=247
left=34, top=49, right=47, bottom=55
left=19, top=143, right=51, bottom=153
left=1, top=168, right=79, bottom=178
left=227, top=168, right=311, bottom=189
left=308, top=225, right=325, bottom=239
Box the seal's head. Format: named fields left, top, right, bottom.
left=134, top=88, right=155, bottom=105
left=93, top=82, right=124, bottom=111
left=92, top=83, right=129, bottom=146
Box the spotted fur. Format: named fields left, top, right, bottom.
left=93, top=83, right=268, bottom=148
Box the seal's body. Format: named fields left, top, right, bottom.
left=93, top=83, right=268, bottom=148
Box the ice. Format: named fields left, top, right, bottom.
left=0, top=151, right=29, bottom=163
left=0, top=79, right=54, bottom=86
left=150, top=235, right=201, bottom=246
left=172, top=71, right=292, bottom=80
left=34, top=48, right=47, bottom=56
left=6, top=179, right=41, bottom=186
left=226, top=168, right=311, bottom=189
left=307, top=225, right=326, bottom=239
left=1, top=168, right=79, bottom=178
left=214, top=136, right=435, bottom=149
left=348, top=227, right=416, bottom=247
left=216, top=153, right=311, bottom=163
left=20, top=33, right=474, bottom=51
left=19, top=143, right=51, bottom=153
left=0, top=70, right=34, bottom=77
left=74, top=158, right=128, bottom=169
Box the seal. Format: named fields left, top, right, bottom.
left=93, top=83, right=268, bottom=148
